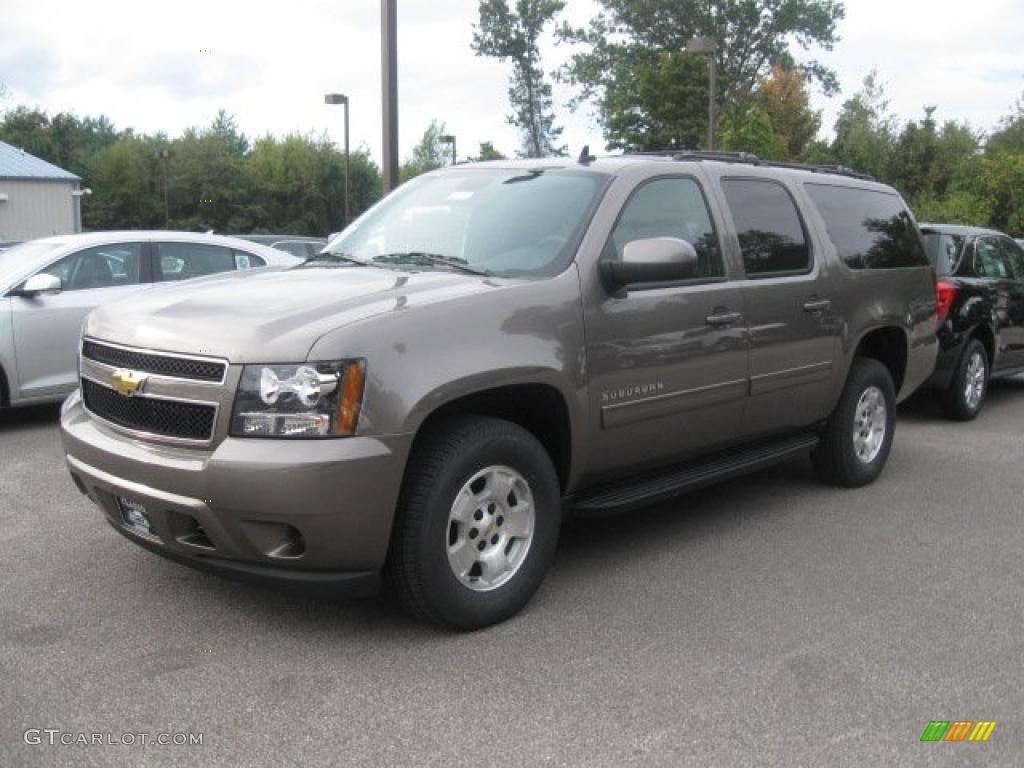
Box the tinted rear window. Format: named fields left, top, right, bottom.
left=805, top=184, right=928, bottom=269
left=921, top=232, right=965, bottom=275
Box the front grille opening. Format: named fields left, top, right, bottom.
left=82, top=379, right=216, bottom=441
left=82, top=340, right=226, bottom=382
left=240, top=521, right=306, bottom=560
left=167, top=511, right=216, bottom=550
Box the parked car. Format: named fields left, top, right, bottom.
left=0, top=231, right=301, bottom=408
left=920, top=223, right=1024, bottom=419
left=1016, top=238, right=1024, bottom=250
left=232, top=234, right=327, bottom=260
left=0, top=240, right=21, bottom=253
left=61, top=154, right=937, bottom=629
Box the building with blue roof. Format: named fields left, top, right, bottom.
left=0, top=140, right=85, bottom=240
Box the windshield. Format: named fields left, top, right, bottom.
left=0, top=240, right=67, bottom=287
left=921, top=231, right=965, bottom=275
left=322, top=169, right=606, bottom=278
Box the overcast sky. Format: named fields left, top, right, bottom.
left=1, top=0, right=1022, bottom=163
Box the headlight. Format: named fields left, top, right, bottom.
left=230, top=360, right=366, bottom=438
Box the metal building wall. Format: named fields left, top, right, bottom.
left=0, top=180, right=76, bottom=240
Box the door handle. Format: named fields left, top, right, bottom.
left=705, top=311, right=742, bottom=327
left=803, top=299, right=832, bottom=313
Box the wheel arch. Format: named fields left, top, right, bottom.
left=405, top=381, right=576, bottom=494
left=851, top=326, right=909, bottom=396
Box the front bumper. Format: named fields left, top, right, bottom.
left=61, top=391, right=413, bottom=596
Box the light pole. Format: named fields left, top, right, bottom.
left=154, top=149, right=173, bottom=228
left=686, top=36, right=718, bottom=151
left=381, top=0, right=399, bottom=193
left=439, top=134, right=457, bottom=166
left=324, top=93, right=351, bottom=226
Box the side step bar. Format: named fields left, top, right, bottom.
left=573, top=433, right=820, bottom=515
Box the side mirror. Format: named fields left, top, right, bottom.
left=17, top=273, right=62, bottom=297
left=600, top=237, right=699, bottom=291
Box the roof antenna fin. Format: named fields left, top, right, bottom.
left=578, top=144, right=596, bottom=165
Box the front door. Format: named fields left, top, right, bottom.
left=583, top=175, right=749, bottom=479
left=717, top=177, right=839, bottom=438
left=12, top=242, right=148, bottom=399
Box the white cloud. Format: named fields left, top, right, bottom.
left=0, top=0, right=1020, bottom=165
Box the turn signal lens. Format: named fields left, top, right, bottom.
left=336, top=360, right=366, bottom=436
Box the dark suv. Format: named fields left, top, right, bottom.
left=61, top=152, right=938, bottom=629
left=920, top=224, right=1024, bottom=419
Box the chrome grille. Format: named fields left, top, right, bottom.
left=82, top=379, right=217, bottom=441
left=82, top=339, right=226, bottom=383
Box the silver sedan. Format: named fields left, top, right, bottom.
left=0, top=231, right=302, bottom=408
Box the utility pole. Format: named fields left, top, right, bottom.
left=381, top=0, right=399, bottom=194
left=154, top=149, right=173, bottom=228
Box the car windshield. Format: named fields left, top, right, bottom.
left=921, top=231, right=965, bottom=275
left=0, top=240, right=67, bottom=287
left=320, top=168, right=606, bottom=278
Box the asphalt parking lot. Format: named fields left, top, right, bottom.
left=3, top=382, right=1024, bottom=768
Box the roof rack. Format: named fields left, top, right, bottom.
left=623, top=149, right=877, bottom=182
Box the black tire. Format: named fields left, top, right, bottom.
left=385, top=416, right=561, bottom=630
left=942, top=338, right=989, bottom=421
left=812, top=358, right=896, bottom=488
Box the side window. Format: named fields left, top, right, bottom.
left=609, top=177, right=724, bottom=279
left=156, top=243, right=236, bottom=282
left=804, top=184, right=929, bottom=269
left=721, top=179, right=810, bottom=276
left=233, top=251, right=265, bottom=270
left=41, top=243, right=143, bottom=291
left=975, top=238, right=1019, bottom=280
left=997, top=238, right=1024, bottom=280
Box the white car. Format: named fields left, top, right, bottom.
left=0, top=231, right=302, bottom=408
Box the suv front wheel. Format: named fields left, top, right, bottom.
left=386, top=416, right=561, bottom=630
left=812, top=358, right=896, bottom=488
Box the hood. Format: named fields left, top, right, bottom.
left=84, top=265, right=494, bottom=363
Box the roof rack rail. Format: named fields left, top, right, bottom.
left=621, top=149, right=877, bottom=182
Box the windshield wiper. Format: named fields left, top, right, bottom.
left=371, top=252, right=492, bottom=276
left=301, top=252, right=366, bottom=266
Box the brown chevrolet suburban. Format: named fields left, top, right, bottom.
left=61, top=152, right=938, bottom=629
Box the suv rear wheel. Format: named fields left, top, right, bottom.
left=942, top=338, right=988, bottom=421
left=812, top=358, right=896, bottom=488
left=386, top=416, right=560, bottom=630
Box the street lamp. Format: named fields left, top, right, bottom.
left=686, top=36, right=718, bottom=151
left=153, top=149, right=174, bottom=228
left=439, top=134, right=457, bottom=166
left=324, top=93, right=351, bottom=226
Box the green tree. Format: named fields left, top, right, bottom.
left=987, top=92, right=1024, bottom=155
left=473, top=141, right=508, bottom=161
left=84, top=135, right=163, bottom=230
left=828, top=72, right=897, bottom=179
left=719, top=105, right=778, bottom=158
left=473, top=0, right=565, bottom=157
left=558, top=0, right=845, bottom=151
left=400, top=120, right=451, bottom=181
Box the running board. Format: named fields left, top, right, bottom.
left=573, top=433, right=820, bottom=515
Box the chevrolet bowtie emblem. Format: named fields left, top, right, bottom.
left=110, top=369, right=148, bottom=397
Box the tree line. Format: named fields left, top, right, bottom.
left=1, top=0, right=1022, bottom=236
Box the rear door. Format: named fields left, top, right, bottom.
left=11, top=242, right=149, bottom=398
left=987, top=237, right=1024, bottom=369
left=716, top=177, right=839, bottom=438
